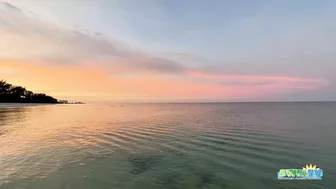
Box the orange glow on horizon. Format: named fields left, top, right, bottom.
left=0, top=60, right=329, bottom=102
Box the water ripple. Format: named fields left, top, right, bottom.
left=0, top=103, right=334, bottom=189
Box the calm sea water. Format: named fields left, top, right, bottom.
left=0, top=103, right=335, bottom=189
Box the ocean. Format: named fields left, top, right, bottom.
left=0, top=103, right=335, bottom=189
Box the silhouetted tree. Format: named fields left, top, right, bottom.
left=24, top=90, right=34, bottom=101
left=0, top=80, right=11, bottom=95
left=10, top=86, right=26, bottom=96
left=0, top=79, right=59, bottom=103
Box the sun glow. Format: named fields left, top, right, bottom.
left=303, top=164, right=320, bottom=170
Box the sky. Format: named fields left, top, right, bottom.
left=1, top=0, right=336, bottom=102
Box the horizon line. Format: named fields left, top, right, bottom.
left=85, top=100, right=336, bottom=104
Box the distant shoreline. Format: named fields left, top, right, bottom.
left=0, top=102, right=58, bottom=104
left=0, top=102, right=85, bottom=107
left=0, top=103, right=57, bottom=108
left=0, top=102, right=84, bottom=104
left=1, top=80, right=84, bottom=105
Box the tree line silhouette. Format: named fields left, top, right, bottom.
left=0, top=79, right=58, bottom=103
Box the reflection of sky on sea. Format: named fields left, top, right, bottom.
left=0, top=103, right=335, bottom=189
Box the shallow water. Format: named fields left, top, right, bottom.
left=0, top=103, right=335, bottom=189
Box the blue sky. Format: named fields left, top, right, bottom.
left=8, top=1, right=335, bottom=65
left=2, top=0, right=336, bottom=101
left=9, top=0, right=335, bottom=56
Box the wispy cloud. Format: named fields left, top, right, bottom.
left=189, top=72, right=329, bottom=89
left=0, top=3, right=331, bottom=101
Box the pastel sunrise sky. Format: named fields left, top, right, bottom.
left=1, top=0, right=336, bottom=102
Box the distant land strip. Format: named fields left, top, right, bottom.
left=0, top=79, right=84, bottom=104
